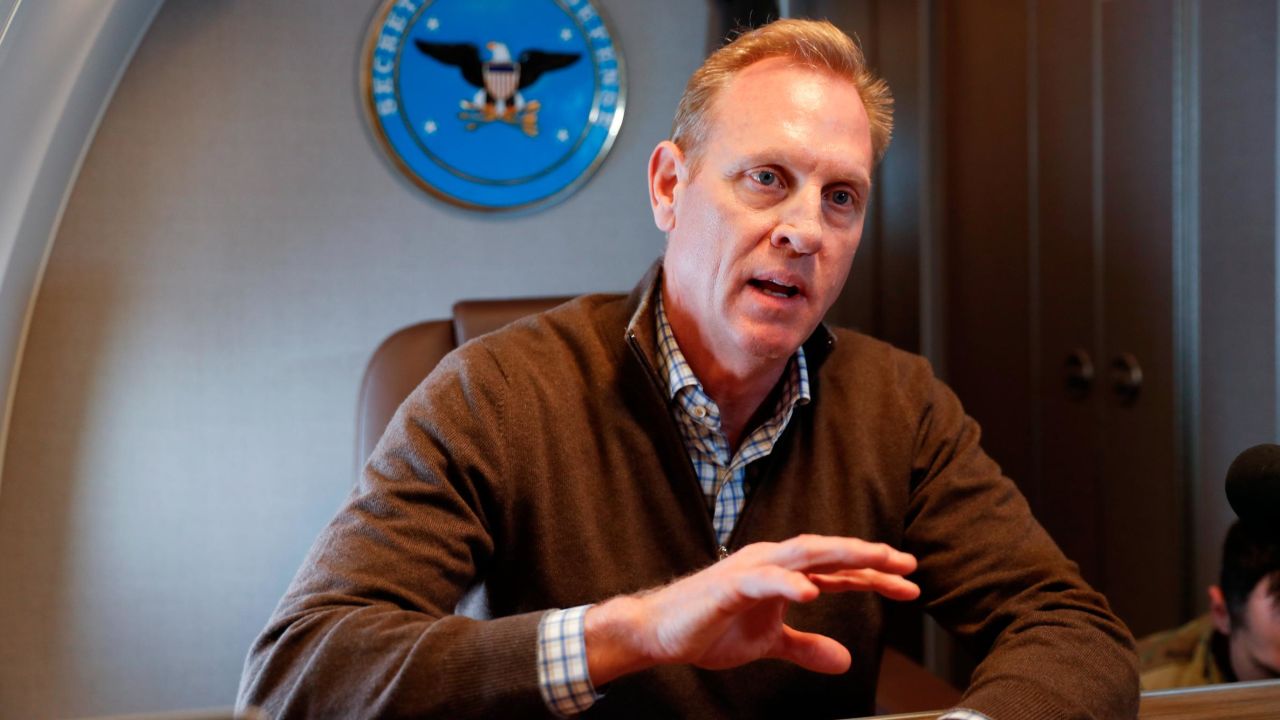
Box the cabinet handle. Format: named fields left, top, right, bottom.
left=1064, top=349, right=1095, bottom=399
left=1110, top=352, right=1143, bottom=405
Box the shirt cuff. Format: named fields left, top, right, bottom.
left=537, top=605, right=601, bottom=716
left=937, top=710, right=992, bottom=720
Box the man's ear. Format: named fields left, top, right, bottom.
left=1209, top=585, right=1232, bottom=635
left=648, top=140, right=685, bottom=233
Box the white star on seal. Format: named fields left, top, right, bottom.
left=426, top=17, right=440, bottom=31
left=556, top=128, right=569, bottom=142
left=424, top=120, right=438, bottom=134
left=560, top=27, right=572, bottom=41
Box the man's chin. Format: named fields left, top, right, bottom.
left=739, top=330, right=807, bottom=363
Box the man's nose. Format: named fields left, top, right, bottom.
left=768, top=188, right=823, bottom=255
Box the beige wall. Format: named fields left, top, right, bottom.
left=0, top=0, right=709, bottom=715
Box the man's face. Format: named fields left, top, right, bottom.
left=1228, top=579, right=1280, bottom=682
left=656, top=57, right=873, bottom=375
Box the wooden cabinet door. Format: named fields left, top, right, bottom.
left=941, top=0, right=1190, bottom=637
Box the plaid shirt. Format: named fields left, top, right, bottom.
left=537, top=605, right=595, bottom=715
left=654, top=290, right=811, bottom=546
left=536, top=293, right=988, bottom=720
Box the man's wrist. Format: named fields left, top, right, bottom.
left=584, top=595, right=655, bottom=686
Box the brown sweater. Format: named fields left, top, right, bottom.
left=238, top=267, right=1138, bottom=719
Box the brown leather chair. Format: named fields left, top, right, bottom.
left=354, top=295, right=961, bottom=715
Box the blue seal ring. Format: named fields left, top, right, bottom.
left=362, top=0, right=625, bottom=212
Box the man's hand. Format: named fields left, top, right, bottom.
left=583, top=534, right=919, bottom=686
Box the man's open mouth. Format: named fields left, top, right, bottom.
left=748, top=278, right=800, bottom=299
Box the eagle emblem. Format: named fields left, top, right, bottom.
left=414, top=40, right=581, bottom=136
left=362, top=0, right=625, bottom=212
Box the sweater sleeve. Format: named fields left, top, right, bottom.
left=236, top=343, right=555, bottom=719
left=903, top=362, right=1140, bottom=720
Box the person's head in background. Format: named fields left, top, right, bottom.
left=1208, top=520, right=1280, bottom=681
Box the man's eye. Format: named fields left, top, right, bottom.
left=750, top=170, right=779, bottom=187
left=830, top=190, right=854, bottom=206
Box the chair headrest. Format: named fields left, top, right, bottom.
left=451, top=296, right=574, bottom=344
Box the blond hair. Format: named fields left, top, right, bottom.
left=671, top=18, right=893, bottom=166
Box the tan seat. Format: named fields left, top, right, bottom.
left=354, top=294, right=961, bottom=714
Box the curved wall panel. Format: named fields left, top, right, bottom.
left=0, top=0, right=164, bottom=492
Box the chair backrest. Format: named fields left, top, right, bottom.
left=355, top=296, right=574, bottom=472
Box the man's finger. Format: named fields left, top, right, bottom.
left=754, top=534, right=918, bottom=575
left=807, top=569, right=921, bottom=601
left=770, top=625, right=852, bottom=674
left=730, top=566, right=820, bottom=606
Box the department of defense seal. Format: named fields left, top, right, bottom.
left=362, top=0, right=625, bottom=212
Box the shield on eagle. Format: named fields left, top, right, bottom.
left=482, top=62, right=520, bottom=102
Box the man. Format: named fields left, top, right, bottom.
left=1139, top=520, right=1280, bottom=689
left=239, top=19, right=1137, bottom=718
